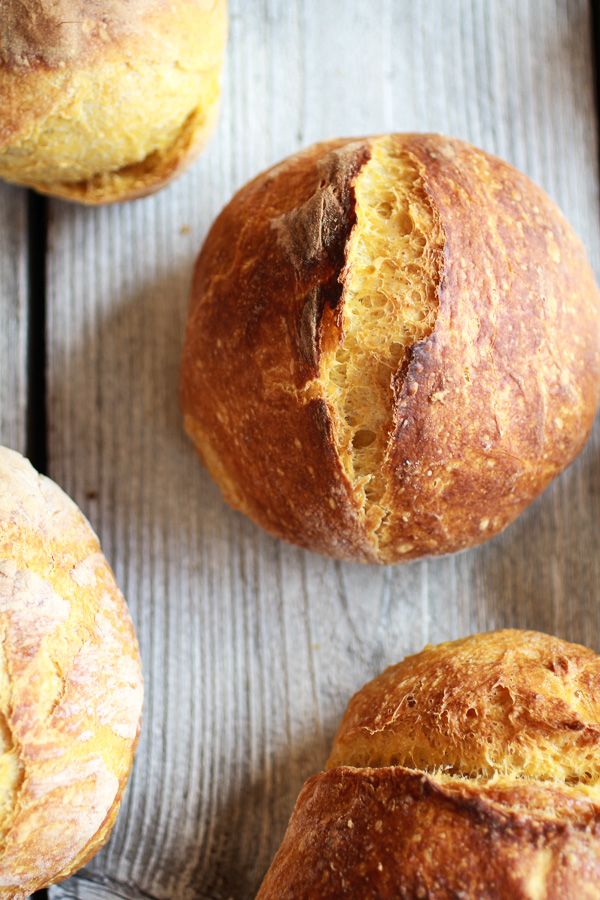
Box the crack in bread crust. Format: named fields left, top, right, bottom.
left=320, top=137, right=444, bottom=542
left=258, top=631, right=600, bottom=899
left=328, top=631, right=600, bottom=796
left=181, top=134, right=600, bottom=564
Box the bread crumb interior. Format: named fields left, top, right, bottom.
left=327, top=728, right=600, bottom=794
left=320, top=137, right=443, bottom=540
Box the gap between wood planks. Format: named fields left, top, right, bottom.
left=19, top=1, right=600, bottom=898
left=26, top=190, right=47, bottom=477
left=593, top=0, right=600, bottom=152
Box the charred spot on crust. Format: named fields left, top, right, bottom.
left=274, top=143, right=371, bottom=374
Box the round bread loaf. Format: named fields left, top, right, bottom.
left=0, top=0, right=227, bottom=203
left=181, top=134, right=600, bottom=564
left=0, top=447, right=143, bottom=897
left=258, top=630, right=600, bottom=899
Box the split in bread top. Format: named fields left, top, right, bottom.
left=258, top=630, right=600, bottom=899
left=182, top=134, right=600, bottom=563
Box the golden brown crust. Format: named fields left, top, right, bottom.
left=0, top=447, right=143, bottom=897
left=328, top=630, right=600, bottom=781
left=258, top=631, right=600, bottom=899
left=0, top=0, right=227, bottom=204
left=181, top=134, right=600, bottom=563
left=378, top=137, right=600, bottom=559
left=183, top=139, right=379, bottom=561
left=257, top=767, right=600, bottom=900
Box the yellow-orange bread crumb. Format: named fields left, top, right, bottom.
left=258, top=630, right=600, bottom=899
left=181, top=134, right=600, bottom=563
left=0, top=447, right=143, bottom=897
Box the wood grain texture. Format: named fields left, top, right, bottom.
left=0, top=185, right=28, bottom=453
left=44, top=1, right=600, bottom=898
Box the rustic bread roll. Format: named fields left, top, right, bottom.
left=258, top=630, right=600, bottom=899
left=181, top=135, right=600, bottom=564
left=0, top=0, right=227, bottom=203
left=0, top=447, right=143, bottom=897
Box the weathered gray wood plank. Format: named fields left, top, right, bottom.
left=0, top=185, right=28, bottom=453
left=47, top=1, right=599, bottom=899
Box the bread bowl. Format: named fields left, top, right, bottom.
left=0, top=0, right=228, bottom=203
left=258, top=629, right=600, bottom=899
left=181, top=134, right=600, bottom=564
left=0, top=447, right=143, bottom=897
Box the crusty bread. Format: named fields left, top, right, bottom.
left=181, top=134, right=600, bottom=564
left=0, top=0, right=227, bottom=203
left=258, top=630, right=600, bottom=899
left=0, top=447, right=143, bottom=897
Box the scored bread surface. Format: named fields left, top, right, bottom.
left=0, top=0, right=227, bottom=203
left=0, top=448, right=143, bottom=898
left=257, top=631, right=600, bottom=899
left=328, top=630, right=600, bottom=790
left=321, top=137, right=443, bottom=540
left=181, top=134, right=600, bottom=563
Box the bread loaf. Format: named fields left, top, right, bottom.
left=258, top=630, right=600, bottom=899
left=0, top=447, right=143, bottom=897
left=0, top=0, right=228, bottom=203
left=181, top=134, right=600, bottom=563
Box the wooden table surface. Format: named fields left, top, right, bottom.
left=1, top=1, right=599, bottom=898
